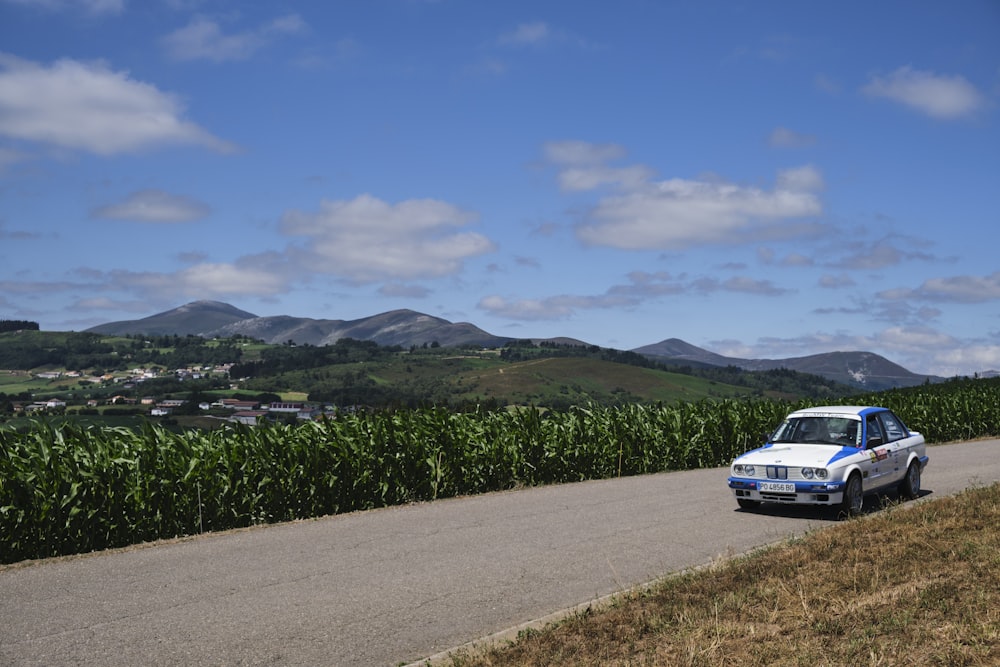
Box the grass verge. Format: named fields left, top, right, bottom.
left=439, top=483, right=999, bottom=666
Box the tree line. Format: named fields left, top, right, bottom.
left=0, top=320, right=39, bottom=333
left=0, top=332, right=245, bottom=373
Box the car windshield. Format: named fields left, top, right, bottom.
left=771, top=416, right=861, bottom=447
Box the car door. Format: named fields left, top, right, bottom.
left=863, top=414, right=890, bottom=488
left=882, top=412, right=924, bottom=482
left=878, top=410, right=913, bottom=483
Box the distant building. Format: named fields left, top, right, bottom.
left=267, top=402, right=305, bottom=413
left=230, top=410, right=268, bottom=425
left=217, top=398, right=259, bottom=410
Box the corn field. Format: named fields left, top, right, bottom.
left=3, top=378, right=1000, bottom=564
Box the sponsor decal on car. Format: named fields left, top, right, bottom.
left=868, top=448, right=889, bottom=462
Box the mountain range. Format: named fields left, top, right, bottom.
left=85, top=300, right=938, bottom=390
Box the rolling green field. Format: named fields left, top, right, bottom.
left=1, top=330, right=848, bottom=416
left=265, top=354, right=764, bottom=408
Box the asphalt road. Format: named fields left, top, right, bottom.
left=2, top=439, right=999, bottom=666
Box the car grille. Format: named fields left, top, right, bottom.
left=739, top=466, right=809, bottom=481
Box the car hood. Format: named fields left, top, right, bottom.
left=734, top=443, right=857, bottom=468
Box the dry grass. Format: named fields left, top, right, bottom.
left=443, top=484, right=999, bottom=667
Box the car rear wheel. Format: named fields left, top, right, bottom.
left=737, top=498, right=760, bottom=509
left=840, top=473, right=863, bottom=518
left=898, top=460, right=921, bottom=500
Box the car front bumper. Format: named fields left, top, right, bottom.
left=727, top=477, right=848, bottom=506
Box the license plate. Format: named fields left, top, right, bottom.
left=759, top=482, right=795, bottom=493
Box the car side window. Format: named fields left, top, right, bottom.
left=866, top=415, right=885, bottom=448
left=878, top=412, right=907, bottom=442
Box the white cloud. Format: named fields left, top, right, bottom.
left=266, top=14, right=307, bottom=35
left=776, top=165, right=824, bottom=192
left=543, top=140, right=626, bottom=165
left=21, top=193, right=495, bottom=306
left=691, top=276, right=791, bottom=296
left=780, top=253, right=813, bottom=267
left=91, top=189, right=210, bottom=223
left=0, top=53, right=235, bottom=155
left=831, top=237, right=934, bottom=270
left=499, top=21, right=549, bottom=46
left=544, top=141, right=824, bottom=251
left=768, top=127, right=816, bottom=148
left=84, top=0, right=124, bottom=13
left=478, top=295, right=571, bottom=320
left=0, top=146, right=29, bottom=170
left=280, top=194, right=496, bottom=283
left=172, top=262, right=286, bottom=295
left=108, top=255, right=292, bottom=299
left=577, top=176, right=822, bottom=250
left=880, top=271, right=1000, bottom=304
left=819, top=274, right=855, bottom=289
left=69, top=297, right=150, bottom=313
left=3, top=0, right=125, bottom=14
left=378, top=283, right=431, bottom=298
left=161, top=14, right=306, bottom=62
left=0, top=220, right=42, bottom=240
left=877, top=325, right=955, bottom=352
left=814, top=73, right=841, bottom=95
left=478, top=292, right=632, bottom=321
left=480, top=269, right=793, bottom=322
left=862, top=66, right=985, bottom=119
left=556, top=165, right=654, bottom=193
left=934, top=343, right=1000, bottom=376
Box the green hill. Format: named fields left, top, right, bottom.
left=1, top=331, right=851, bottom=415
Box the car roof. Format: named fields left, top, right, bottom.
left=787, top=405, right=887, bottom=419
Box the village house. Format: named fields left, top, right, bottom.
left=295, top=406, right=324, bottom=420
left=216, top=398, right=259, bottom=410
left=230, top=410, right=269, bottom=425
left=267, top=402, right=305, bottom=413
left=263, top=402, right=325, bottom=421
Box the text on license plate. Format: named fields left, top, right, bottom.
left=759, top=482, right=795, bottom=493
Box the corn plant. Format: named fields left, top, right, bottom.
left=4, top=378, right=1000, bottom=563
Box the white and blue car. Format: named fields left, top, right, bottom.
left=728, top=406, right=928, bottom=516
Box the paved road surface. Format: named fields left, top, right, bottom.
left=2, top=439, right=999, bottom=666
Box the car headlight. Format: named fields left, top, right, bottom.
left=743, top=464, right=754, bottom=476
left=801, top=467, right=814, bottom=479
left=733, top=464, right=743, bottom=475
left=815, top=468, right=829, bottom=480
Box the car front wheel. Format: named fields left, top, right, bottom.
left=898, top=460, right=921, bottom=500
left=840, top=473, right=863, bottom=518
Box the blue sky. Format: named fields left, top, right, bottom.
left=1, top=0, right=998, bottom=377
